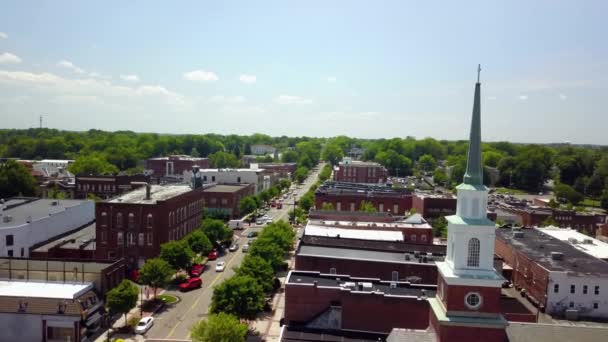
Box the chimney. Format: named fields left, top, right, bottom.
left=146, top=184, right=151, bottom=200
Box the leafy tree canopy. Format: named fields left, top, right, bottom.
left=139, top=258, right=174, bottom=299
left=160, top=240, right=194, bottom=270
left=191, top=313, right=248, bottom=342
left=210, top=275, right=265, bottom=320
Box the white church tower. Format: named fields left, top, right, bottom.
left=429, top=66, right=507, bottom=342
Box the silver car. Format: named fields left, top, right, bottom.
left=134, top=316, right=154, bottom=334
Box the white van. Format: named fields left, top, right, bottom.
left=228, top=219, right=246, bottom=230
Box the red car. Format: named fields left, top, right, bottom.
left=179, top=277, right=202, bottom=291
left=128, top=269, right=140, bottom=283
left=207, top=250, right=218, bottom=261
left=270, top=201, right=276, bottom=207
left=190, top=264, right=205, bottom=277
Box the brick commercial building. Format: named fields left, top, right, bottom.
left=201, top=183, right=255, bottom=219
left=333, top=158, right=388, bottom=184
left=188, top=168, right=271, bottom=194
left=412, top=191, right=457, bottom=219
left=75, top=174, right=150, bottom=199
left=256, top=162, right=297, bottom=178
left=315, top=181, right=412, bottom=215
left=495, top=227, right=608, bottom=320
left=145, top=155, right=210, bottom=181
left=94, top=182, right=208, bottom=268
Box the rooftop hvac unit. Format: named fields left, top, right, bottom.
left=583, top=238, right=594, bottom=244
left=551, top=252, right=564, bottom=260
left=568, top=237, right=579, bottom=244
left=390, top=282, right=397, bottom=289
left=2, top=215, right=12, bottom=223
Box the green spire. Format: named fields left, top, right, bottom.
left=463, top=65, right=483, bottom=186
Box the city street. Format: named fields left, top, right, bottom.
left=144, top=164, right=324, bottom=341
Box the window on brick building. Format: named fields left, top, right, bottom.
left=393, top=204, right=399, bottom=215
left=116, top=213, right=123, bottom=228
left=100, top=212, right=108, bottom=227
left=421, top=234, right=427, bottom=243
left=554, top=284, right=559, bottom=293
left=570, top=285, right=576, bottom=294
left=147, top=233, right=153, bottom=246
left=595, top=286, right=600, bottom=295
left=221, top=198, right=228, bottom=205
left=147, top=214, right=153, bottom=228
left=583, top=285, right=588, bottom=294
left=392, top=271, right=399, bottom=282
left=127, top=232, right=135, bottom=246
left=467, top=238, right=480, bottom=267
left=329, top=268, right=337, bottom=274
left=138, top=233, right=144, bottom=246
left=117, top=232, right=123, bottom=245
left=410, top=234, right=417, bottom=242
left=101, top=231, right=107, bottom=244
left=6, top=235, right=14, bottom=246
left=128, top=213, right=135, bottom=229
left=379, top=203, right=384, bottom=212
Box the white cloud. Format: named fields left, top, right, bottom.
left=559, top=93, right=567, bottom=100
left=208, top=95, right=246, bottom=104
left=0, top=69, right=189, bottom=110
left=88, top=71, right=111, bottom=79
left=183, top=70, right=219, bottom=82
left=0, top=32, right=7, bottom=39
left=239, top=74, right=256, bottom=84
left=120, top=74, right=140, bottom=82
left=0, top=52, right=22, bottom=64
left=57, top=60, right=84, bottom=74
left=326, top=76, right=337, bottom=83
left=274, top=95, right=313, bottom=105
left=519, top=95, right=528, bottom=100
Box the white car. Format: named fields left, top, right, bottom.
left=215, top=261, right=226, bottom=272
left=134, top=316, right=154, bottom=334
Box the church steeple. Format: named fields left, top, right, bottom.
left=463, top=64, right=483, bottom=186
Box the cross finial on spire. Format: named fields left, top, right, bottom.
left=477, top=64, right=481, bottom=83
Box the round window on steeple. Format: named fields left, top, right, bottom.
left=465, top=292, right=482, bottom=310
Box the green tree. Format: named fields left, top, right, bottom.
left=418, top=154, right=437, bottom=172
left=600, top=189, right=608, bottom=211
left=139, top=258, right=174, bottom=299
left=239, top=196, right=258, bottom=216
left=190, top=313, right=248, bottom=342
left=68, top=154, right=119, bottom=175
left=201, top=218, right=232, bottom=243
left=294, top=166, right=309, bottom=184
left=375, top=150, right=412, bottom=176
left=432, top=216, right=448, bottom=238
left=539, top=216, right=558, bottom=227
left=321, top=202, right=335, bottom=211
left=281, top=150, right=298, bottom=163
left=554, top=183, right=584, bottom=205
left=235, top=255, right=275, bottom=293
left=210, top=275, right=265, bottom=320
left=249, top=238, right=285, bottom=271
left=321, top=143, right=344, bottom=166
left=318, top=164, right=332, bottom=181
left=160, top=240, right=194, bottom=271
left=258, top=221, right=295, bottom=253
left=279, top=178, right=292, bottom=190
left=298, top=192, right=315, bottom=211
left=482, top=150, right=504, bottom=168
left=106, top=280, right=139, bottom=326
left=359, top=200, right=377, bottom=213
left=433, top=169, right=448, bottom=186
left=0, top=160, right=37, bottom=197
left=187, top=230, right=213, bottom=255
left=547, top=198, right=559, bottom=208
left=209, top=151, right=240, bottom=168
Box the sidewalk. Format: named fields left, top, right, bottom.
left=93, top=289, right=165, bottom=342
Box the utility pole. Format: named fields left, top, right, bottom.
left=39, top=115, right=43, bottom=129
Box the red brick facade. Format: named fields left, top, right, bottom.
left=333, top=162, right=388, bottom=184
left=494, top=233, right=550, bottom=307
left=429, top=312, right=507, bottom=342
left=201, top=184, right=255, bottom=219
left=285, top=283, right=431, bottom=333
left=315, top=192, right=412, bottom=216
left=75, top=174, right=150, bottom=199
left=145, top=155, right=209, bottom=179
left=412, top=194, right=456, bottom=218
left=94, top=186, right=206, bottom=268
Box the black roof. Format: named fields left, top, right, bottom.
left=495, top=228, right=608, bottom=276
left=316, top=181, right=411, bottom=198
left=282, top=326, right=388, bottom=342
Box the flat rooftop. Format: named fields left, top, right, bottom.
left=536, top=227, right=608, bottom=260
left=496, top=228, right=608, bottom=276
left=0, top=280, right=92, bottom=299
left=0, top=198, right=88, bottom=228
left=33, top=222, right=96, bottom=252
left=298, top=245, right=439, bottom=265
left=108, top=184, right=193, bottom=204
left=316, top=181, right=411, bottom=197
left=204, top=184, right=251, bottom=193
left=308, top=218, right=432, bottom=231
left=305, top=224, right=404, bottom=241
left=338, top=161, right=384, bottom=167
left=287, top=271, right=436, bottom=298
left=301, top=235, right=446, bottom=255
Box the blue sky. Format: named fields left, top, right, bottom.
left=1, top=1, right=607, bottom=143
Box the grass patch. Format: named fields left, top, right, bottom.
left=494, top=187, right=529, bottom=195
left=158, top=294, right=179, bottom=305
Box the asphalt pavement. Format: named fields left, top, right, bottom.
left=143, top=164, right=324, bottom=341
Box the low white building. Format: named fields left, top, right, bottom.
left=0, top=198, right=94, bottom=257
left=184, top=168, right=271, bottom=193
left=32, top=159, right=74, bottom=178
left=0, top=280, right=101, bottom=341
left=538, top=226, right=608, bottom=261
